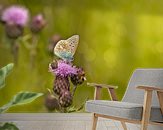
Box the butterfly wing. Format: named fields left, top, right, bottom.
left=54, top=40, right=70, bottom=60
left=54, top=35, right=79, bottom=61
left=66, top=35, right=79, bottom=56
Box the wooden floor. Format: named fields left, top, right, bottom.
left=0, top=113, right=141, bottom=130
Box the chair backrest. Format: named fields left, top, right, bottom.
left=122, top=69, right=163, bottom=107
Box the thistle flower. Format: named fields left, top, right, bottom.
left=49, top=60, right=77, bottom=77
left=1, top=6, right=29, bottom=39
left=2, top=6, right=29, bottom=26
left=30, top=14, right=46, bottom=33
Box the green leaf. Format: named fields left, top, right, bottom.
left=0, top=102, right=13, bottom=113
left=0, top=92, right=43, bottom=113
left=11, top=91, right=43, bottom=105
left=0, top=122, right=19, bottom=130
left=0, top=63, right=14, bottom=89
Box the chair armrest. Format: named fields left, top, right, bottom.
left=87, top=82, right=118, bottom=101
left=137, top=86, right=163, bottom=92
left=137, top=86, right=163, bottom=118
left=87, top=82, right=118, bottom=89
left=137, top=86, right=163, bottom=122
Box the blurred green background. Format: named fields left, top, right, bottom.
left=1, top=0, right=163, bottom=112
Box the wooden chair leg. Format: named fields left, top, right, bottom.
left=141, top=90, right=152, bottom=130
left=92, top=113, right=98, bottom=130
left=107, top=88, right=118, bottom=101
left=157, top=91, right=163, bottom=114
left=121, top=121, right=127, bottom=130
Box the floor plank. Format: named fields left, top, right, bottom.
left=0, top=113, right=139, bottom=130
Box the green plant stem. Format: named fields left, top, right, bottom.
left=72, top=85, right=77, bottom=96
left=30, top=34, right=38, bottom=69
left=11, top=39, right=19, bottom=66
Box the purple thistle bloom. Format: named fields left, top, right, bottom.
left=2, top=6, right=29, bottom=26
left=49, top=60, right=77, bottom=77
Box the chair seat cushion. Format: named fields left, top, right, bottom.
left=85, top=100, right=163, bottom=122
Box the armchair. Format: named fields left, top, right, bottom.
left=86, top=69, right=163, bottom=130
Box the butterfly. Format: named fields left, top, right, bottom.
left=54, top=35, right=79, bottom=61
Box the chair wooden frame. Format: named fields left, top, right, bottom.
left=87, top=82, right=163, bottom=130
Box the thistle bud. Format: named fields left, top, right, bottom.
left=59, top=90, right=72, bottom=107
left=49, top=60, right=58, bottom=70
left=30, top=14, right=46, bottom=33
left=45, top=94, right=60, bottom=111
left=71, top=67, right=86, bottom=86
left=53, top=75, right=70, bottom=95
